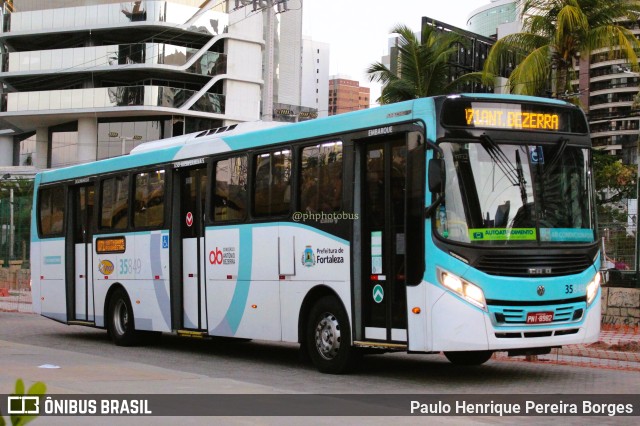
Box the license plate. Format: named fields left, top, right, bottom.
left=526, top=311, right=554, bottom=324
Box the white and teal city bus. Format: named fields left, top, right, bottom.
left=31, top=94, right=601, bottom=373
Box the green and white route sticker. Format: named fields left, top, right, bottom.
left=469, top=228, right=536, bottom=241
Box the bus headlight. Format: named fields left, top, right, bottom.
left=438, top=268, right=487, bottom=311
left=586, top=272, right=601, bottom=306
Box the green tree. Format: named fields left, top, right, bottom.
left=592, top=149, right=637, bottom=204
left=484, top=0, right=640, bottom=97
left=366, top=24, right=472, bottom=104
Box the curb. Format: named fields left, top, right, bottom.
left=557, top=346, right=640, bottom=362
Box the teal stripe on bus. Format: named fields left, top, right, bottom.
left=211, top=225, right=253, bottom=336
left=38, top=146, right=182, bottom=184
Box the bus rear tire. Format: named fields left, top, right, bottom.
left=444, top=350, right=493, bottom=366
left=108, top=288, right=138, bottom=346
left=306, top=295, right=356, bottom=374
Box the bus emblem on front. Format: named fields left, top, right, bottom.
left=529, top=268, right=552, bottom=275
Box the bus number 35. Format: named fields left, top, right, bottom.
left=119, top=258, right=142, bottom=275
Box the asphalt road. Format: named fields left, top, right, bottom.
left=0, top=312, right=638, bottom=425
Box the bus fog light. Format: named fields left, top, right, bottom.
left=438, top=268, right=487, bottom=311
left=586, top=272, right=601, bottom=306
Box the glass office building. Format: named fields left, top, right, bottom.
left=0, top=1, right=264, bottom=168
left=466, top=0, right=518, bottom=39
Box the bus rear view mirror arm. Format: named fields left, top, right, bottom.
left=425, top=193, right=444, bottom=218
left=425, top=158, right=445, bottom=218
left=428, top=158, right=445, bottom=193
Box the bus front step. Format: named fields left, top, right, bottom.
left=176, top=330, right=209, bottom=338
left=67, top=320, right=95, bottom=326
left=354, top=341, right=407, bottom=350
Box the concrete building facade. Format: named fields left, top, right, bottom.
left=0, top=0, right=324, bottom=168
left=580, top=40, right=640, bottom=160
left=300, top=36, right=329, bottom=118
left=269, top=9, right=329, bottom=122
left=0, top=0, right=266, bottom=168
left=328, top=76, right=369, bottom=116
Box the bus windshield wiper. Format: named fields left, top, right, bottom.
left=544, top=137, right=569, bottom=174
left=479, top=134, right=520, bottom=187
left=515, top=150, right=528, bottom=207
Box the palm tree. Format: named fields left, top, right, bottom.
left=484, top=0, right=640, bottom=98
left=366, top=24, right=472, bottom=104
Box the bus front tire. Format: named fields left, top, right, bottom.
left=444, top=350, right=493, bottom=366
left=306, top=296, right=357, bottom=374
left=108, top=288, right=138, bottom=346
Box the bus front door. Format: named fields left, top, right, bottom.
left=361, top=138, right=408, bottom=343
left=180, top=167, right=208, bottom=330
left=69, top=184, right=95, bottom=322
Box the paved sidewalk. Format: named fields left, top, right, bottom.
left=0, top=288, right=31, bottom=313
left=557, top=328, right=639, bottom=364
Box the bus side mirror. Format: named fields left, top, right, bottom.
left=428, top=158, right=444, bottom=193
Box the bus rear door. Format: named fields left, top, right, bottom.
left=67, top=183, right=95, bottom=322
left=178, top=166, right=208, bottom=331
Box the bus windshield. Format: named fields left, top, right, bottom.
left=438, top=139, right=595, bottom=245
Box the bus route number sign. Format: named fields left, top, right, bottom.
left=526, top=311, right=554, bottom=324
left=96, top=237, right=126, bottom=254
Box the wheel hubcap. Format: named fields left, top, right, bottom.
left=314, top=312, right=341, bottom=360
left=113, top=299, right=128, bottom=336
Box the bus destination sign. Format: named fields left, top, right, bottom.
left=440, top=99, right=588, bottom=134
left=464, top=107, right=559, bottom=130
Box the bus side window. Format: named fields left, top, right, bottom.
left=134, top=169, right=165, bottom=228
left=214, top=155, right=247, bottom=221
left=100, top=175, right=129, bottom=230
left=253, top=149, right=291, bottom=217
left=39, top=186, right=65, bottom=236
left=300, top=141, right=342, bottom=214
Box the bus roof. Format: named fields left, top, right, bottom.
left=37, top=97, right=435, bottom=183
left=36, top=94, right=579, bottom=184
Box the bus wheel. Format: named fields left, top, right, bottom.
left=444, top=350, right=493, bottom=366
left=108, top=288, right=138, bottom=346
left=306, top=296, right=356, bottom=374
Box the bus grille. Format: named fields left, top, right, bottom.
left=490, top=302, right=586, bottom=325
left=474, top=253, right=592, bottom=277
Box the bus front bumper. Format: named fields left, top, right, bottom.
left=429, top=290, right=601, bottom=353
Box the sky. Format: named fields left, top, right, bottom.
left=302, top=0, right=490, bottom=104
